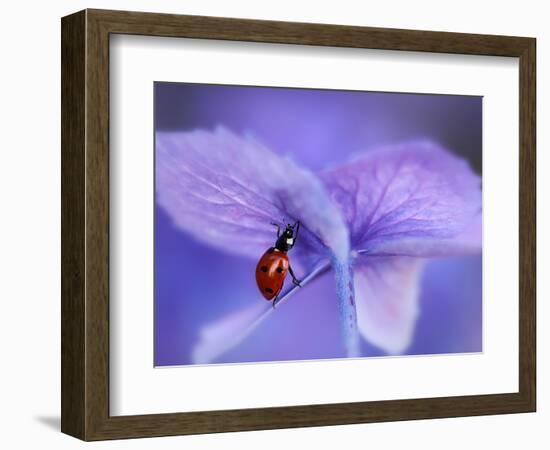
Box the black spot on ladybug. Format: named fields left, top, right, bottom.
left=260, top=266, right=268, bottom=272
left=276, top=266, right=283, bottom=273
left=265, top=287, right=274, bottom=293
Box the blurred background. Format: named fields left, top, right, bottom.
left=154, top=82, right=482, bottom=366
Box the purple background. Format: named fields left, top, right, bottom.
left=154, top=83, right=482, bottom=366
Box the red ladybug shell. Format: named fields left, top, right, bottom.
left=255, top=248, right=289, bottom=300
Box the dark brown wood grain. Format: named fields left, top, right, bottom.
left=61, top=10, right=86, bottom=438
left=518, top=38, right=536, bottom=408
left=61, top=8, right=536, bottom=441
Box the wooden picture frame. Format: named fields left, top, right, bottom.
left=61, top=8, right=536, bottom=441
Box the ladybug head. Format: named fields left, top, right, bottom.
left=283, top=222, right=298, bottom=237
left=274, top=221, right=300, bottom=251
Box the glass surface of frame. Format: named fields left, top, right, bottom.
left=109, top=34, right=519, bottom=417
left=153, top=81, right=484, bottom=367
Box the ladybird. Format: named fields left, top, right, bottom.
left=255, top=221, right=301, bottom=307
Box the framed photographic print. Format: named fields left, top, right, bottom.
left=61, top=9, right=536, bottom=441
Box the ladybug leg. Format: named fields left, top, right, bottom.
left=271, top=222, right=281, bottom=237
left=272, top=286, right=285, bottom=308
left=272, top=294, right=280, bottom=309
left=288, top=264, right=301, bottom=287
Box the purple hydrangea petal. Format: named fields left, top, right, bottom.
left=158, top=127, right=359, bottom=362
left=320, top=141, right=482, bottom=257
left=365, top=213, right=481, bottom=257
left=354, top=257, right=425, bottom=354
left=157, top=127, right=349, bottom=264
